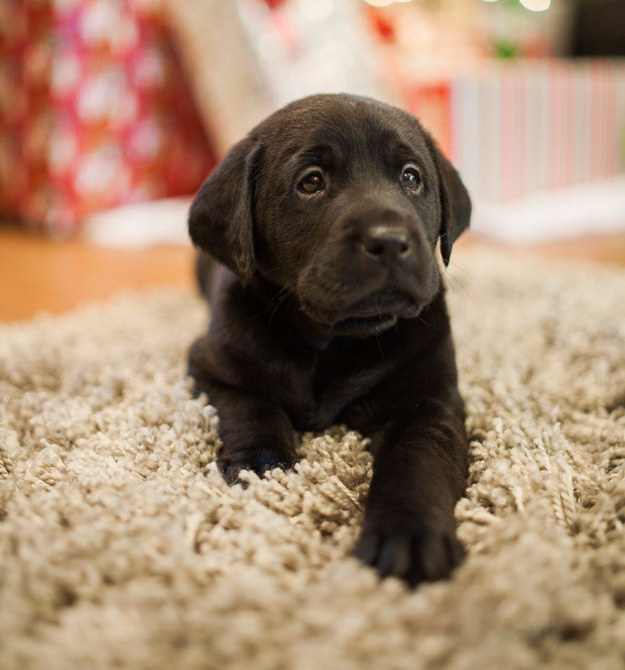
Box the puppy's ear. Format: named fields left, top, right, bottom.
left=188, top=137, right=261, bottom=285
left=426, top=137, right=471, bottom=266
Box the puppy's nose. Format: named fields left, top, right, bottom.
left=361, top=226, right=413, bottom=262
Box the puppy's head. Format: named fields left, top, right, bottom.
left=189, top=94, right=471, bottom=338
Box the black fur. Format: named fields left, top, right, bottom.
left=188, top=94, right=471, bottom=586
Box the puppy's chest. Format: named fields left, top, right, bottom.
left=268, top=343, right=395, bottom=432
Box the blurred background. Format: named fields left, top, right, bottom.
left=1, top=0, right=625, bottom=320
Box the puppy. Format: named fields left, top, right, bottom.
left=188, top=94, right=471, bottom=586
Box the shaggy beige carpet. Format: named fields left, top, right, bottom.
left=1, top=248, right=625, bottom=670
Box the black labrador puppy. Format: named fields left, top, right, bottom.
left=187, top=94, right=471, bottom=586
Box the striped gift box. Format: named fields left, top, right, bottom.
left=404, top=60, right=625, bottom=204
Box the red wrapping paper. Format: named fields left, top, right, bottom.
left=0, top=0, right=214, bottom=234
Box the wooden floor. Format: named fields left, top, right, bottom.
left=1, top=223, right=625, bottom=323
left=0, top=226, right=195, bottom=323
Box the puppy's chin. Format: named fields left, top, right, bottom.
left=327, top=313, right=400, bottom=337
left=302, top=294, right=423, bottom=339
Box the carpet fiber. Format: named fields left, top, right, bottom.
left=1, top=248, right=625, bottom=670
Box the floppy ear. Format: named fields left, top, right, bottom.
left=188, top=137, right=260, bottom=285
left=426, top=137, right=471, bottom=266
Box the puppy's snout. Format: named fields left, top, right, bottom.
left=361, top=226, right=413, bottom=263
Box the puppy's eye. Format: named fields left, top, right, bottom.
left=297, top=170, right=325, bottom=195
left=400, top=165, right=423, bottom=193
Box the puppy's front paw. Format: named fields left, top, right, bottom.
left=352, top=513, right=464, bottom=586
left=217, top=448, right=297, bottom=486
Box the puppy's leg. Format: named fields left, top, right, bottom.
left=353, top=393, right=468, bottom=586
left=193, top=376, right=297, bottom=486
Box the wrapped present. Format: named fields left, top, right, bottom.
left=164, top=0, right=385, bottom=157
left=0, top=0, right=214, bottom=235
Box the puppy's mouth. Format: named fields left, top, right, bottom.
left=302, top=293, right=421, bottom=337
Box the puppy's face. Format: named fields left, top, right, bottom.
left=189, top=94, right=471, bottom=338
